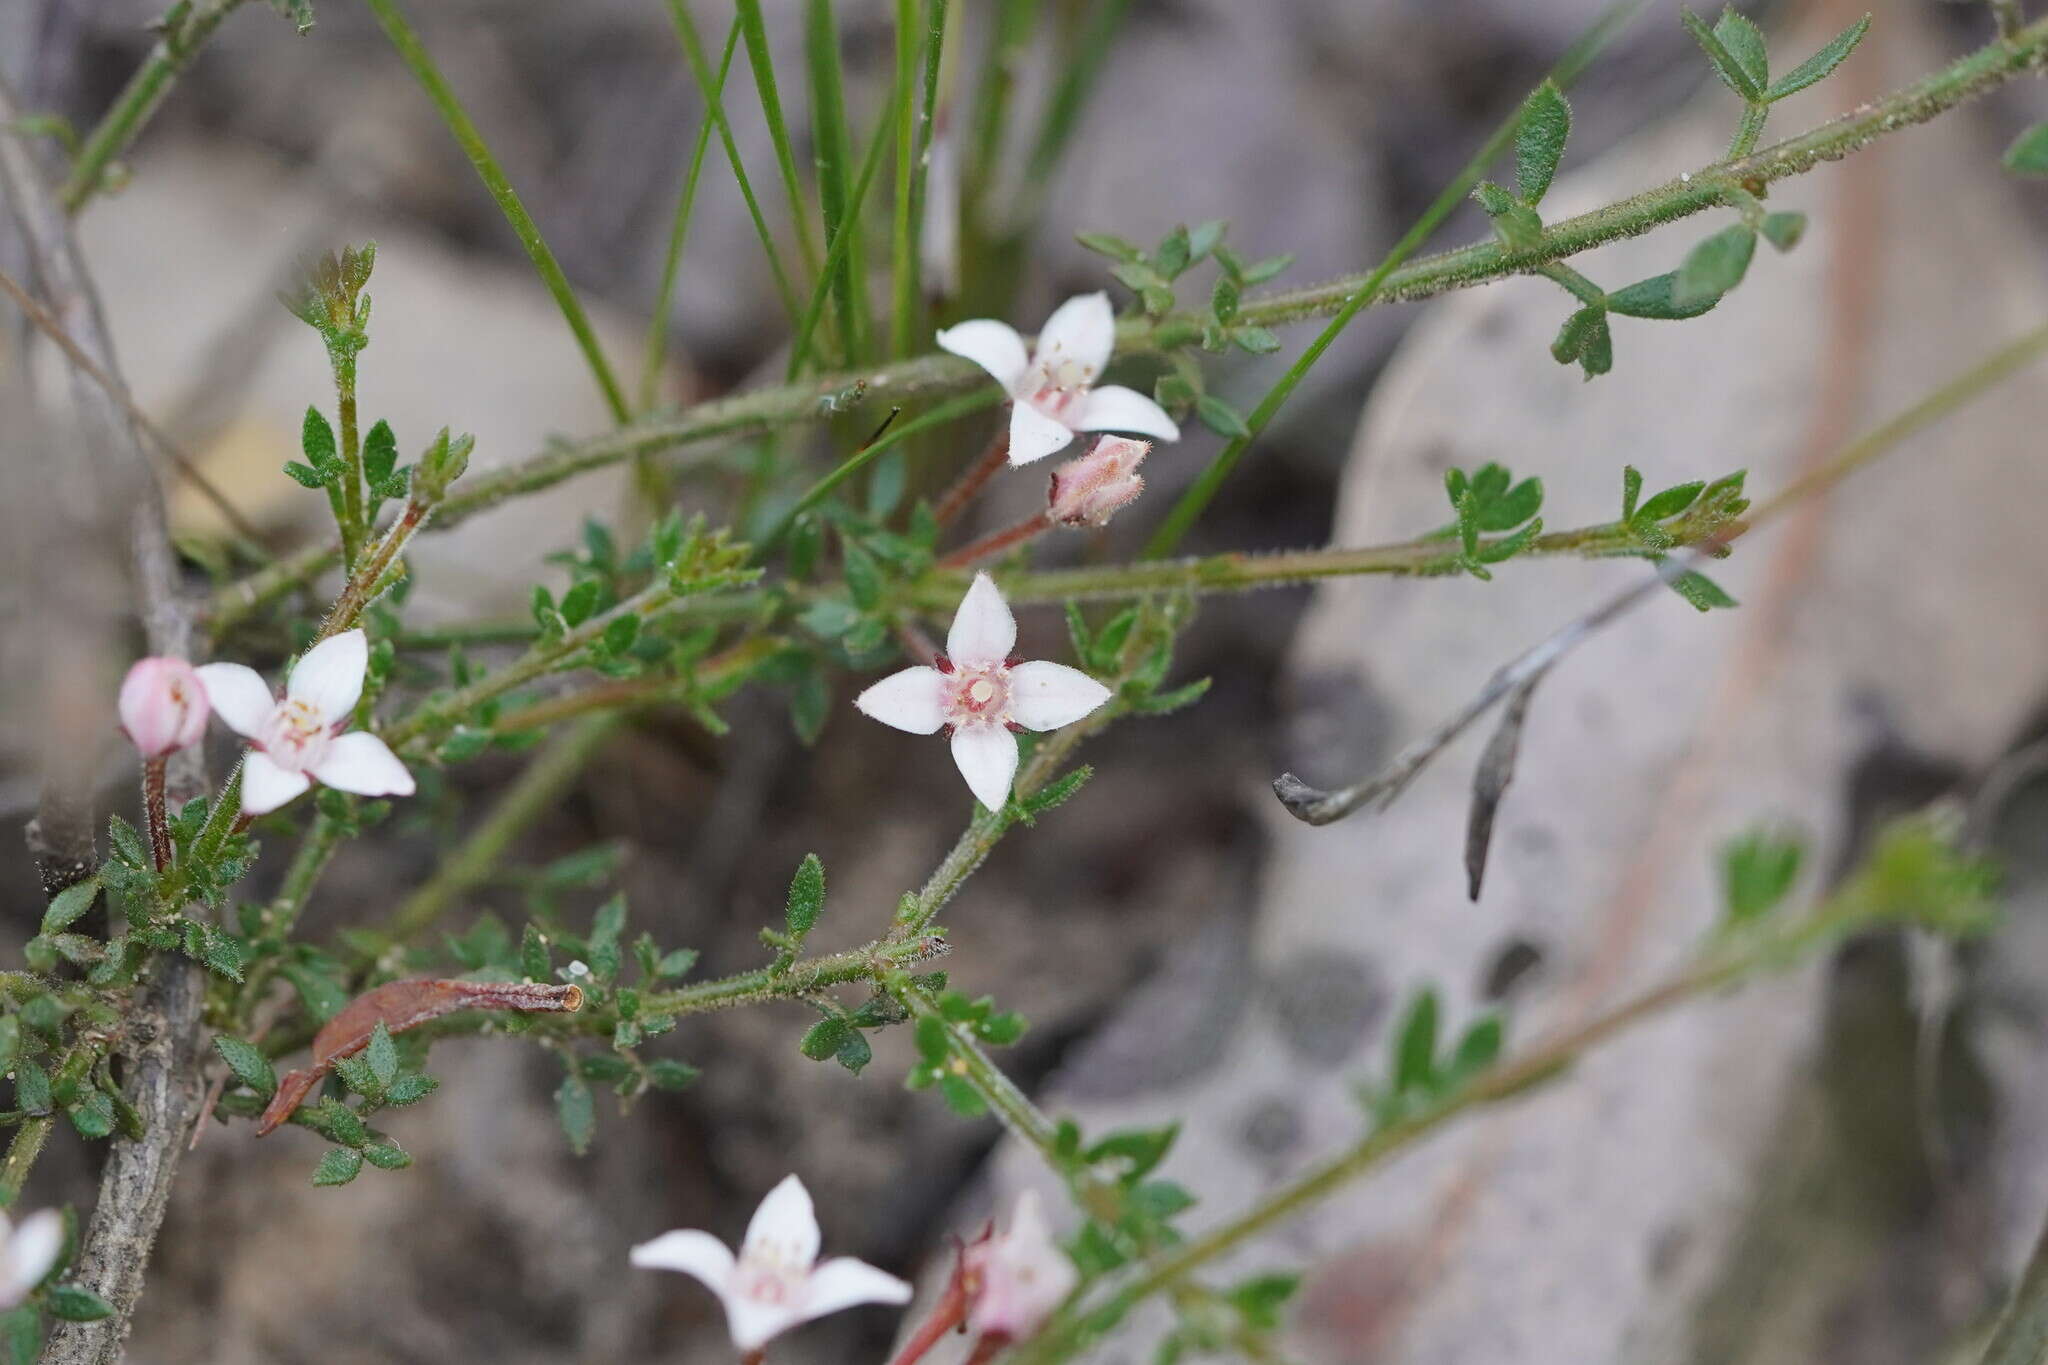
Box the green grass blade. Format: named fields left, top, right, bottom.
left=640, top=13, right=742, bottom=411
left=364, top=0, right=630, bottom=425
left=965, top=0, right=1039, bottom=220
left=789, top=55, right=911, bottom=379
left=1143, top=0, right=1645, bottom=558
left=803, top=0, right=870, bottom=363
left=1014, top=0, right=1132, bottom=226
left=736, top=0, right=824, bottom=283
left=888, top=0, right=925, bottom=359
left=664, top=0, right=805, bottom=331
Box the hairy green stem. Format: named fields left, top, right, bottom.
left=206, top=17, right=2048, bottom=629
left=898, top=980, right=1064, bottom=1159
left=638, top=935, right=949, bottom=1018
left=0, top=1116, right=52, bottom=1207
left=364, top=0, right=630, bottom=425
left=58, top=0, right=250, bottom=214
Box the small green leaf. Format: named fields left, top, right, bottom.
left=800, top=1017, right=850, bottom=1061
left=301, top=406, right=339, bottom=471
left=938, top=1075, right=987, bottom=1118
left=45, top=1286, right=113, bottom=1323
left=1621, top=467, right=1644, bottom=522
left=42, top=878, right=99, bottom=934
left=312, top=1147, right=363, bottom=1187
left=213, top=1034, right=277, bottom=1099
left=521, top=924, right=551, bottom=982
left=366, top=1022, right=399, bottom=1088
left=68, top=1091, right=115, bottom=1139
left=1711, top=8, right=1769, bottom=94
left=106, top=815, right=149, bottom=870
left=647, top=1059, right=700, bottom=1091
left=1636, top=481, right=1705, bottom=522
left=1551, top=305, right=1604, bottom=365
left=1674, top=224, right=1756, bottom=308
left=1394, top=989, right=1439, bottom=1093
left=784, top=853, right=826, bottom=939
left=1240, top=252, right=1294, bottom=285
left=1759, top=211, right=1807, bottom=252
left=1765, top=14, right=1870, bottom=102
left=834, top=1031, right=873, bottom=1075
left=1194, top=394, right=1250, bottom=439
left=1722, top=829, right=1804, bottom=922
left=555, top=1072, right=596, bottom=1155
left=1514, top=81, right=1572, bottom=206
left=1667, top=567, right=1739, bottom=611
left=362, top=1141, right=412, bottom=1170
left=1607, top=273, right=1722, bottom=320
left=282, top=461, right=329, bottom=489
left=2004, top=121, right=2048, bottom=177
left=1211, top=275, right=1241, bottom=323
left=1075, top=230, right=1143, bottom=263
left=1227, top=1273, right=1302, bottom=1331
left=1231, top=326, right=1281, bottom=355
left=362, top=418, right=398, bottom=484
left=1448, top=1015, right=1504, bottom=1081
left=1186, top=218, right=1226, bottom=263
left=1153, top=224, right=1192, bottom=279
left=559, top=579, right=603, bottom=627
left=1681, top=6, right=1763, bottom=102
left=384, top=1072, right=439, bottom=1106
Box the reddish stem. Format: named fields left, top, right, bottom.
left=938, top=512, right=1052, bottom=570
left=141, top=755, right=171, bottom=872
left=934, top=424, right=1012, bottom=527
left=888, top=1236, right=978, bottom=1365
left=963, top=1335, right=1008, bottom=1365
left=896, top=621, right=942, bottom=665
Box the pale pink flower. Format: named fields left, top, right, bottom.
left=195, top=629, right=414, bottom=816
left=1048, top=436, right=1148, bottom=528
left=937, top=292, right=1180, bottom=466
left=117, top=657, right=209, bottom=759
left=855, top=574, right=1111, bottom=810
left=0, top=1209, right=63, bottom=1310
left=630, top=1174, right=910, bottom=1354
left=963, top=1191, right=1077, bottom=1344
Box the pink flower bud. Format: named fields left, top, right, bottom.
left=118, top=657, right=209, bottom=759
left=1047, top=436, right=1147, bottom=528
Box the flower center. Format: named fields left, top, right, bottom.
left=262, top=698, right=333, bottom=773
left=735, top=1263, right=804, bottom=1306
left=944, top=664, right=1011, bottom=728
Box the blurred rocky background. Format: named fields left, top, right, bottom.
left=3, top=1, right=2048, bottom=1362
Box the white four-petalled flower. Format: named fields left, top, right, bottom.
left=855, top=575, right=1111, bottom=811
left=0, top=1208, right=63, bottom=1311
left=937, top=291, right=1180, bottom=466
left=196, top=628, right=415, bottom=817
left=630, top=1173, right=911, bottom=1355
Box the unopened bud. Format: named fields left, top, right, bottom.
left=117, top=657, right=210, bottom=759
left=1047, top=436, right=1147, bottom=528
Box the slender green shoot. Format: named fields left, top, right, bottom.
left=804, top=0, right=871, bottom=363
left=365, top=0, right=631, bottom=425
left=736, top=0, right=825, bottom=283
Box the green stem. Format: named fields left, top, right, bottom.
left=486, top=636, right=781, bottom=733
left=364, top=0, right=630, bottom=425
left=206, top=15, right=2048, bottom=633
left=897, top=979, right=1063, bottom=1159
left=641, top=12, right=740, bottom=411
left=1143, top=0, right=1643, bottom=559
left=58, top=0, right=250, bottom=214
left=735, top=0, right=824, bottom=282
left=365, top=715, right=621, bottom=950
left=1728, top=102, right=1769, bottom=158
left=1537, top=261, right=1606, bottom=306
left=638, top=935, right=948, bottom=1017
left=0, top=1116, right=51, bottom=1207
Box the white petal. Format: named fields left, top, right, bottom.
left=1074, top=385, right=1181, bottom=441
left=193, top=663, right=276, bottom=740
left=854, top=668, right=948, bottom=735
left=946, top=573, right=1016, bottom=668
left=630, top=1229, right=736, bottom=1291
left=951, top=725, right=1020, bottom=811
left=1008, top=661, right=1113, bottom=731
left=1033, top=291, right=1115, bottom=382
left=309, top=732, right=416, bottom=797
left=936, top=320, right=1030, bottom=394
left=1008, top=399, right=1077, bottom=466
left=286, top=629, right=368, bottom=720
left=723, top=1293, right=810, bottom=1354
left=239, top=751, right=311, bottom=816
left=0, top=1210, right=62, bottom=1304
left=802, top=1257, right=912, bottom=1321
left=742, top=1174, right=821, bottom=1272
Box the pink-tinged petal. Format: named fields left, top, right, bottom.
left=239, top=752, right=312, bottom=816
left=936, top=320, right=1030, bottom=394
left=1008, top=400, right=1077, bottom=466
left=950, top=725, right=1019, bottom=811
left=723, top=1293, right=811, bottom=1354
left=194, top=663, right=276, bottom=740
left=0, top=1209, right=63, bottom=1307
left=802, top=1257, right=913, bottom=1322
left=309, top=732, right=416, bottom=797
left=965, top=1191, right=1076, bottom=1341
left=946, top=573, right=1016, bottom=668
left=742, top=1174, right=822, bottom=1272
left=1007, top=661, right=1112, bottom=731
left=1033, top=292, right=1115, bottom=381
left=1074, top=385, right=1181, bottom=441
left=630, top=1229, right=736, bottom=1291
left=286, top=628, right=368, bottom=720
left=854, top=667, right=948, bottom=735
left=119, top=657, right=209, bottom=758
